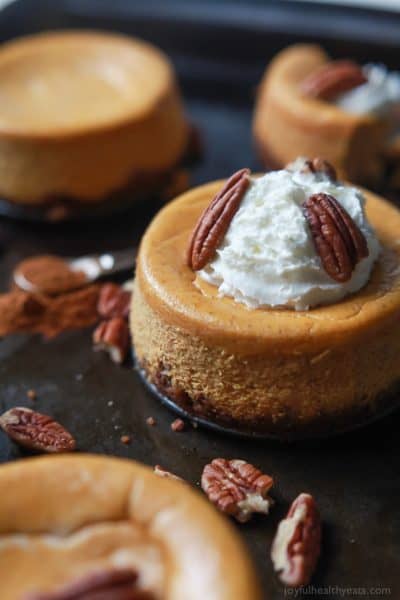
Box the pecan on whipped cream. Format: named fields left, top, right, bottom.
left=194, top=159, right=380, bottom=310
left=334, top=64, right=400, bottom=125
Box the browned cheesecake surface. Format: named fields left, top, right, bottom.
left=0, top=31, right=188, bottom=205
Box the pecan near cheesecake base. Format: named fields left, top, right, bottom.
left=131, top=181, right=400, bottom=438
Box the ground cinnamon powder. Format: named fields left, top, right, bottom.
left=0, top=255, right=100, bottom=338
left=13, top=255, right=87, bottom=295
left=0, top=285, right=101, bottom=338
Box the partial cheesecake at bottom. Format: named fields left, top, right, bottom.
left=131, top=180, right=400, bottom=439
left=0, top=455, right=261, bottom=599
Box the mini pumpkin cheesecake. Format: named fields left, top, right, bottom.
left=0, top=454, right=261, bottom=599
left=131, top=159, right=400, bottom=439
left=0, top=31, right=190, bottom=219
left=253, top=44, right=400, bottom=188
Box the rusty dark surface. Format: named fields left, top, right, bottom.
left=0, top=2, right=399, bottom=599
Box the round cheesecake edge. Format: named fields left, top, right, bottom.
left=0, top=453, right=262, bottom=600
left=253, top=44, right=387, bottom=185
left=0, top=30, right=189, bottom=204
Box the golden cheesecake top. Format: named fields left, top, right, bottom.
left=0, top=455, right=261, bottom=599
left=0, top=30, right=189, bottom=204
left=137, top=179, right=400, bottom=355
left=0, top=31, right=176, bottom=136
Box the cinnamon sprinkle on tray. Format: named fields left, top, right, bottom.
left=0, top=285, right=100, bottom=339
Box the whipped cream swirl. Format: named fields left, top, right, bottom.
left=197, top=160, right=380, bottom=311
left=335, top=64, right=400, bottom=125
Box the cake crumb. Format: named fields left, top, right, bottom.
left=146, top=416, right=156, bottom=427
left=171, top=418, right=185, bottom=432
left=154, top=465, right=183, bottom=482
left=26, top=389, right=37, bottom=401
left=120, top=435, right=131, bottom=445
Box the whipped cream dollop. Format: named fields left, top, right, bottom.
left=335, top=64, right=400, bottom=123
left=197, top=160, right=380, bottom=311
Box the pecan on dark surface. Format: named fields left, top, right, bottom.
left=201, top=458, right=274, bottom=523
left=0, top=407, right=75, bottom=453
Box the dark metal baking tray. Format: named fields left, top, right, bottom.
left=0, top=1, right=399, bottom=598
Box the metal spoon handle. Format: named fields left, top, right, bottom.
left=70, top=248, right=136, bottom=282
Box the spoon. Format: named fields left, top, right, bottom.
left=14, top=249, right=136, bottom=295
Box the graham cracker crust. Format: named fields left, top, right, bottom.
left=138, top=357, right=400, bottom=441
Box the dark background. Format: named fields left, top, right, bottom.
left=0, top=1, right=399, bottom=599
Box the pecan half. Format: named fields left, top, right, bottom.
left=201, top=458, right=274, bottom=523
left=0, top=407, right=75, bottom=453
left=154, top=465, right=184, bottom=482
left=93, top=317, right=130, bottom=364
left=303, top=192, right=368, bottom=282
left=24, top=567, right=153, bottom=599
left=98, top=283, right=131, bottom=320
left=271, top=493, right=321, bottom=588
left=186, top=168, right=251, bottom=271
left=301, top=157, right=337, bottom=181
left=301, top=60, right=367, bottom=100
